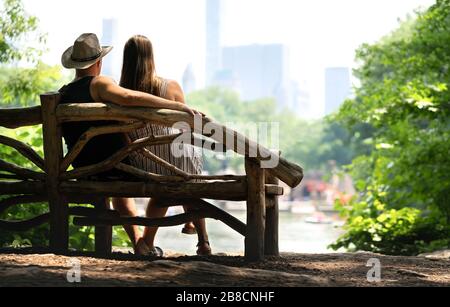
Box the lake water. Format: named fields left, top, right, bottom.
left=135, top=200, right=344, bottom=255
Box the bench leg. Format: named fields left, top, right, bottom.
left=94, top=198, right=112, bottom=256
left=49, top=198, right=69, bottom=253
left=245, top=158, right=266, bottom=262
left=41, top=93, right=69, bottom=254
left=265, top=175, right=280, bottom=256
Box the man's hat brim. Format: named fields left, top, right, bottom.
left=61, top=46, right=113, bottom=69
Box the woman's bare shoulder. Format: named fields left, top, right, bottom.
left=166, top=79, right=183, bottom=94
left=164, top=79, right=185, bottom=102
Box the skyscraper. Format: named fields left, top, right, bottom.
left=182, top=64, right=197, bottom=94
left=102, top=18, right=120, bottom=81
left=291, top=80, right=312, bottom=118
left=221, top=44, right=290, bottom=104
left=325, top=67, right=351, bottom=115
left=205, top=0, right=223, bottom=86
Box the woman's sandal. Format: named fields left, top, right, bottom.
left=182, top=223, right=197, bottom=235
left=135, top=238, right=164, bottom=258
left=196, top=241, right=212, bottom=256
left=135, top=238, right=151, bottom=256
left=148, top=246, right=164, bottom=258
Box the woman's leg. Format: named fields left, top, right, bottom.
left=182, top=206, right=196, bottom=234
left=184, top=203, right=212, bottom=255
left=192, top=217, right=212, bottom=255
left=142, top=198, right=168, bottom=248
left=112, top=197, right=141, bottom=248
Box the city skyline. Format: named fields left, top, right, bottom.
left=22, top=0, right=435, bottom=118
left=101, top=18, right=120, bottom=80
left=205, top=0, right=223, bottom=87
left=219, top=44, right=296, bottom=111
left=325, top=67, right=352, bottom=115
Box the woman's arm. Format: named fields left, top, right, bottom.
left=91, top=76, right=201, bottom=116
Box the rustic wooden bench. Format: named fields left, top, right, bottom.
left=0, top=93, right=303, bottom=261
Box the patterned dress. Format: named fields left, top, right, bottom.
left=128, top=79, right=203, bottom=178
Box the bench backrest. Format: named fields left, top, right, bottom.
left=1, top=92, right=304, bottom=188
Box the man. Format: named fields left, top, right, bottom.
left=59, top=33, right=202, bottom=256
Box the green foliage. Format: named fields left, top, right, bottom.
left=0, top=125, right=49, bottom=248
left=188, top=87, right=350, bottom=174
left=0, top=62, right=66, bottom=107
left=331, top=189, right=449, bottom=255
left=0, top=0, right=131, bottom=251
left=0, top=125, right=132, bottom=250
left=0, top=0, right=45, bottom=63
left=331, top=0, right=450, bottom=255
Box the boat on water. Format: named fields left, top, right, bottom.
left=304, top=216, right=333, bottom=224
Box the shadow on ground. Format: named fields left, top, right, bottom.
left=0, top=248, right=448, bottom=287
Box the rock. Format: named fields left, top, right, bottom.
left=418, top=250, right=450, bottom=260
left=397, top=269, right=429, bottom=278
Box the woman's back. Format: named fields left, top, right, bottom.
left=128, top=78, right=203, bottom=176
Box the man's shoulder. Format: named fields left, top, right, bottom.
left=91, top=75, right=116, bottom=87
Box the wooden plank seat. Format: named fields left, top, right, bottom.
left=0, top=92, right=303, bottom=261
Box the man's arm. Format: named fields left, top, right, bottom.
left=91, top=76, right=201, bottom=116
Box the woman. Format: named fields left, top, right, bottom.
left=120, top=35, right=211, bottom=256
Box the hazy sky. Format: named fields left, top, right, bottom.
left=23, top=0, right=435, bottom=117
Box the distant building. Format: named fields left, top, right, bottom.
left=286, top=80, right=311, bottom=118
left=204, top=0, right=305, bottom=116
left=182, top=64, right=197, bottom=94
left=221, top=44, right=290, bottom=106
left=213, top=69, right=240, bottom=94
left=295, top=80, right=313, bottom=118
left=101, top=18, right=120, bottom=81
left=205, top=0, right=223, bottom=87
left=325, top=67, right=351, bottom=115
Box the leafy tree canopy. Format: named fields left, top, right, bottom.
left=331, top=0, right=450, bottom=255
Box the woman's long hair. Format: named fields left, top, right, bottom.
left=120, top=35, right=162, bottom=96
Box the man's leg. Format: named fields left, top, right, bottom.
left=111, top=197, right=141, bottom=248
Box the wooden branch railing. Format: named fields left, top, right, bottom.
left=75, top=198, right=247, bottom=236
left=74, top=210, right=214, bottom=229
left=0, top=181, right=45, bottom=195
left=56, top=103, right=304, bottom=188
left=60, top=134, right=188, bottom=181
left=0, top=195, right=48, bottom=215
left=156, top=198, right=247, bottom=236
left=59, top=181, right=248, bottom=201
left=115, top=163, right=185, bottom=182
left=139, top=147, right=190, bottom=180
left=0, top=93, right=304, bottom=261
left=0, top=214, right=50, bottom=231
left=0, top=206, right=119, bottom=232
left=60, top=121, right=146, bottom=171
left=0, top=174, right=22, bottom=180
left=0, top=159, right=45, bottom=181
left=0, top=106, right=42, bottom=129
left=0, top=136, right=45, bottom=170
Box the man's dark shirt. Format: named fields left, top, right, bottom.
left=59, top=76, right=130, bottom=179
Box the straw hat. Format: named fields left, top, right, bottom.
left=61, top=33, right=113, bottom=69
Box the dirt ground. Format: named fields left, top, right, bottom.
left=0, top=249, right=448, bottom=287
